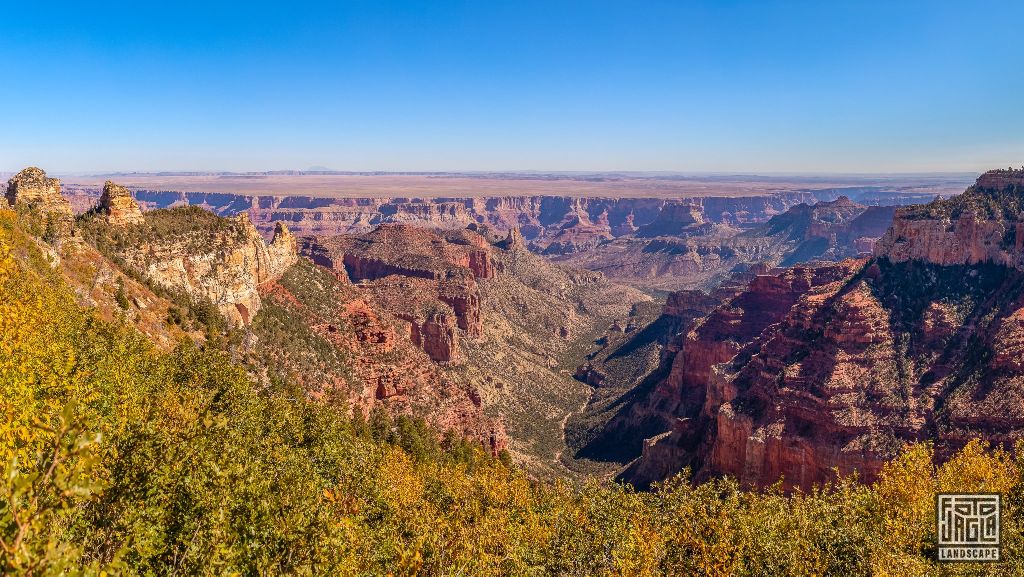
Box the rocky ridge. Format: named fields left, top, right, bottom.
left=743, top=196, right=896, bottom=266
left=876, top=168, right=1024, bottom=269
left=250, top=259, right=506, bottom=452
left=61, top=187, right=835, bottom=246
left=302, top=224, right=493, bottom=361
left=84, top=197, right=298, bottom=327
left=595, top=169, right=1024, bottom=490
left=3, top=166, right=503, bottom=453
left=59, top=183, right=940, bottom=291
left=553, top=196, right=894, bottom=292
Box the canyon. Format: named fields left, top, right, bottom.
left=588, top=169, right=1024, bottom=490
left=57, top=174, right=943, bottom=293
left=300, top=223, right=650, bottom=472
left=554, top=195, right=897, bottom=291
left=7, top=168, right=501, bottom=453
left=10, top=165, right=1023, bottom=489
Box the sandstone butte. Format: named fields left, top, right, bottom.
left=98, top=180, right=145, bottom=226
left=5, top=166, right=75, bottom=235
left=605, top=168, right=1024, bottom=490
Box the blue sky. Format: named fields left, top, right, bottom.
left=2, top=1, right=1022, bottom=173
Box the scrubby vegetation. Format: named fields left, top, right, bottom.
left=904, top=181, right=1024, bottom=221
left=78, top=205, right=249, bottom=250
left=76, top=208, right=232, bottom=341
left=248, top=260, right=358, bottom=394
left=4, top=209, right=1024, bottom=575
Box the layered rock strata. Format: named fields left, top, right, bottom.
left=302, top=224, right=493, bottom=361
left=116, top=210, right=298, bottom=326
left=876, top=169, right=1024, bottom=269
left=253, top=261, right=506, bottom=454
left=98, top=180, right=145, bottom=226
left=5, top=167, right=74, bottom=235
left=604, top=170, right=1024, bottom=490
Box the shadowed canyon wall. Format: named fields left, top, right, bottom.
left=594, top=169, right=1024, bottom=490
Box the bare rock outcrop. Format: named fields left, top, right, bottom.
left=538, top=208, right=614, bottom=255
left=976, top=167, right=1024, bottom=190
left=410, top=312, right=461, bottom=363
left=498, top=227, right=527, bottom=251
left=743, top=196, right=896, bottom=266
left=114, top=211, right=298, bottom=326
left=662, top=289, right=723, bottom=318
left=876, top=169, right=1024, bottom=269
left=267, top=222, right=299, bottom=278
left=5, top=167, right=74, bottom=235
left=302, top=225, right=495, bottom=359
left=98, top=181, right=145, bottom=226
left=554, top=197, right=893, bottom=292
left=78, top=187, right=828, bottom=246
left=634, top=202, right=706, bottom=237
left=254, top=261, right=507, bottom=454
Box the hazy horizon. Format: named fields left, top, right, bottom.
left=1, top=168, right=985, bottom=178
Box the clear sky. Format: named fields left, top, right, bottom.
left=2, top=1, right=1022, bottom=173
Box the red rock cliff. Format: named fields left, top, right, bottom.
left=300, top=224, right=495, bottom=360
left=615, top=170, right=1024, bottom=490
left=876, top=169, right=1024, bottom=269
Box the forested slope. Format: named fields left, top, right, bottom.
left=3, top=207, right=1024, bottom=575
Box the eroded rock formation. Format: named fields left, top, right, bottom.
left=301, top=224, right=493, bottom=360
left=635, top=202, right=706, bottom=237
left=300, top=221, right=650, bottom=470
left=602, top=170, right=1024, bottom=490
left=111, top=209, right=298, bottom=326
left=63, top=185, right=836, bottom=242
left=252, top=260, right=507, bottom=454
left=876, top=169, right=1024, bottom=269
left=5, top=167, right=74, bottom=234
left=267, top=222, right=298, bottom=278
left=554, top=196, right=896, bottom=291
left=741, top=196, right=896, bottom=266
left=98, top=180, right=145, bottom=226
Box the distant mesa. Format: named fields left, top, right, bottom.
left=634, top=201, right=706, bottom=237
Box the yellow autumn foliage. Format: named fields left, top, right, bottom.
left=2, top=208, right=1023, bottom=576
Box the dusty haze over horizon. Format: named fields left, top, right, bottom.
left=41, top=172, right=977, bottom=200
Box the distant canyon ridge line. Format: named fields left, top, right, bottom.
left=46, top=172, right=971, bottom=292
left=8, top=165, right=1024, bottom=490
left=51, top=173, right=970, bottom=244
